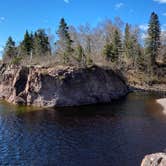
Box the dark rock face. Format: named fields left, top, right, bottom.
left=0, top=64, right=129, bottom=108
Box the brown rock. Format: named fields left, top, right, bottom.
left=0, top=64, right=129, bottom=108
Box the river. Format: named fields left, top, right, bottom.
left=0, top=92, right=165, bottom=166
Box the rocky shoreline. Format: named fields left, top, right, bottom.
left=130, top=84, right=166, bottom=94
left=0, top=64, right=129, bottom=108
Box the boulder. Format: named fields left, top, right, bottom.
left=0, top=64, right=129, bottom=108
left=141, top=153, right=166, bottom=166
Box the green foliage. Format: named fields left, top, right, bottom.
left=1, top=12, right=165, bottom=88
left=75, top=44, right=86, bottom=64
left=20, top=31, right=33, bottom=56
left=103, top=43, right=117, bottom=62
left=86, top=55, right=93, bottom=66
left=146, top=12, right=161, bottom=67
left=33, top=29, right=51, bottom=56
left=11, top=56, right=22, bottom=65
left=112, top=29, right=122, bottom=60
left=123, top=24, right=144, bottom=70
left=124, top=24, right=133, bottom=59
left=57, top=18, right=73, bottom=63
left=19, top=30, right=51, bottom=59
left=3, top=36, right=17, bottom=62
left=103, top=30, right=122, bottom=64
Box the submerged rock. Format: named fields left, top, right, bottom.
left=141, top=153, right=166, bottom=166
left=0, top=64, right=129, bottom=108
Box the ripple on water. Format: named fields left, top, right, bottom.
left=0, top=92, right=166, bottom=166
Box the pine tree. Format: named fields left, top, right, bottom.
left=75, top=44, right=86, bottom=65
left=3, top=36, right=17, bottom=62
left=57, top=18, right=73, bottom=63
left=20, top=30, right=33, bottom=56
left=33, top=29, right=51, bottom=56
left=146, top=12, right=161, bottom=67
left=124, top=23, right=132, bottom=59
left=112, top=29, right=122, bottom=61
left=103, top=43, right=116, bottom=62
left=132, top=36, right=143, bottom=70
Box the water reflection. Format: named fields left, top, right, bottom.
left=0, top=92, right=165, bottom=166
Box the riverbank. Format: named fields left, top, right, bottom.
left=129, top=84, right=166, bottom=94
left=126, top=67, right=166, bottom=94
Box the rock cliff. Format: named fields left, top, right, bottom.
left=0, top=64, right=129, bottom=108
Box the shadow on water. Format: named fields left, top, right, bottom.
left=0, top=92, right=166, bottom=166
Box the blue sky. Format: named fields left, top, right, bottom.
left=0, top=0, right=166, bottom=57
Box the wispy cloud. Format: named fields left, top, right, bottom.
left=153, top=0, right=166, bottom=4
left=0, top=17, right=5, bottom=23
left=139, top=24, right=148, bottom=31
left=139, top=24, right=148, bottom=40
left=161, top=24, right=166, bottom=31
left=64, top=0, right=70, bottom=3
left=115, top=2, right=124, bottom=9
left=141, top=33, right=148, bottom=40
left=162, top=13, right=166, bottom=16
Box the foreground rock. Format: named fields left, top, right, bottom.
left=0, top=64, right=129, bottom=108
left=141, top=153, right=166, bottom=166
left=157, top=99, right=166, bottom=112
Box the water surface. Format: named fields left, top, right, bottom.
left=0, top=92, right=166, bottom=166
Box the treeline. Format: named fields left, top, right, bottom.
left=3, top=29, right=51, bottom=63
left=2, top=12, right=166, bottom=75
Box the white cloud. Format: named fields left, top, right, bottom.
left=153, top=0, right=166, bottom=4
left=141, top=33, right=148, bottom=40
left=139, top=24, right=148, bottom=40
left=0, top=45, right=4, bottom=59
left=64, top=0, right=70, bottom=3
left=163, top=13, right=166, bottom=16
left=0, top=17, right=5, bottom=23
left=115, top=2, right=124, bottom=9
left=139, top=24, right=148, bottom=31
left=161, top=24, right=166, bottom=31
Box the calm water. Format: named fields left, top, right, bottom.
left=0, top=92, right=166, bottom=166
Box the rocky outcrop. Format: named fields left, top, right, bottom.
left=141, top=153, right=166, bottom=166
left=0, top=64, right=129, bottom=108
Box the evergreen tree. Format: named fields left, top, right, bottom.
left=146, top=12, right=161, bottom=67
left=132, top=35, right=143, bottom=70
left=124, top=23, right=133, bottom=59
left=112, top=29, right=122, bottom=61
left=75, top=44, right=85, bottom=65
left=103, top=43, right=116, bottom=62
left=103, top=30, right=122, bottom=64
left=57, top=18, right=73, bottom=63
left=33, top=29, right=51, bottom=56
left=3, top=36, right=17, bottom=62
left=20, top=30, right=33, bottom=56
